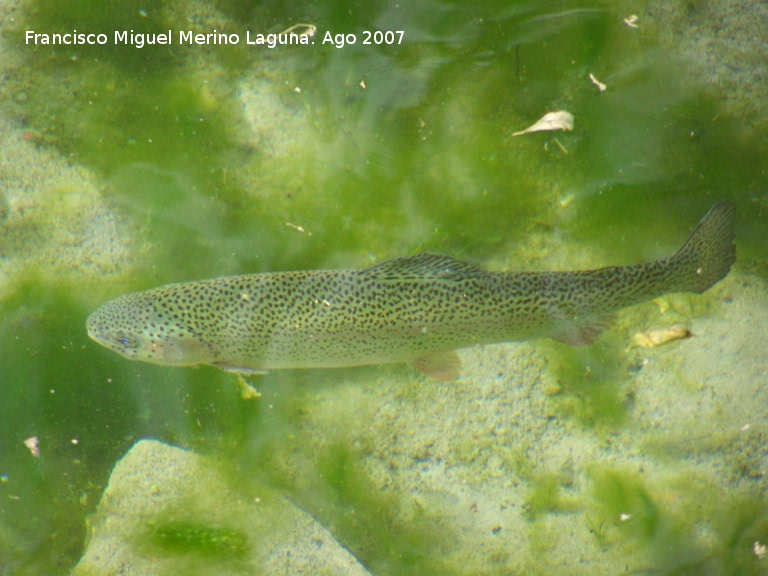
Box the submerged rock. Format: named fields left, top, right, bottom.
left=0, top=121, right=132, bottom=299
left=73, top=440, right=371, bottom=576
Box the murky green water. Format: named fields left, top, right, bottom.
left=1, top=0, right=767, bottom=574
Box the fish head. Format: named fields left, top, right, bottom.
left=86, top=289, right=218, bottom=367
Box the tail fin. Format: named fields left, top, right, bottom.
left=669, top=201, right=736, bottom=293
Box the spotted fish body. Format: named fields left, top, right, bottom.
left=87, top=202, right=735, bottom=380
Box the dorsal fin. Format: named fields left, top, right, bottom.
left=363, top=253, right=486, bottom=281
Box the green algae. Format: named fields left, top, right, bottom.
left=589, top=468, right=659, bottom=541
left=585, top=466, right=768, bottom=575
left=312, top=443, right=453, bottom=575
left=9, top=0, right=603, bottom=279
left=523, top=473, right=579, bottom=521
left=13, top=2, right=250, bottom=209
left=0, top=191, right=9, bottom=222
left=211, top=376, right=468, bottom=574
left=234, top=420, right=461, bottom=576
left=0, top=285, right=136, bottom=573
left=11, top=0, right=250, bottom=283
left=13, top=56, right=238, bottom=179
left=150, top=520, right=248, bottom=558
left=11, top=0, right=768, bottom=280
left=543, top=339, right=629, bottom=430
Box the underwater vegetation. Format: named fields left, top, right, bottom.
left=150, top=520, right=248, bottom=558
left=233, top=409, right=463, bottom=576
left=543, top=338, right=629, bottom=430
left=0, top=286, right=136, bottom=573
left=10, top=0, right=768, bottom=284
left=586, top=467, right=768, bottom=576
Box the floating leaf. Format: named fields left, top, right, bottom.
left=512, top=111, right=574, bottom=137
left=24, top=436, right=40, bottom=458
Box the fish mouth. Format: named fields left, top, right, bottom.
left=85, top=312, right=107, bottom=345
left=85, top=323, right=101, bottom=345
left=85, top=323, right=107, bottom=349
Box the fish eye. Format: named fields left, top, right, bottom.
left=113, top=332, right=137, bottom=348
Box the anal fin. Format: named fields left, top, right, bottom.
left=211, top=361, right=269, bottom=376
left=414, top=350, right=462, bottom=381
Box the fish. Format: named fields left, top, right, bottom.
left=86, top=202, right=735, bottom=380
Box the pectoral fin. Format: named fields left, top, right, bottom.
left=414, top=350, right=462, bottom=381
left=550, top=316, right=612, bottom=347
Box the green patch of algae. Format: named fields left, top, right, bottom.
left=150, top=520, right=248, bottom=558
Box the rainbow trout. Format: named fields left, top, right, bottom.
left=87, top=202, right=735, bottom=380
